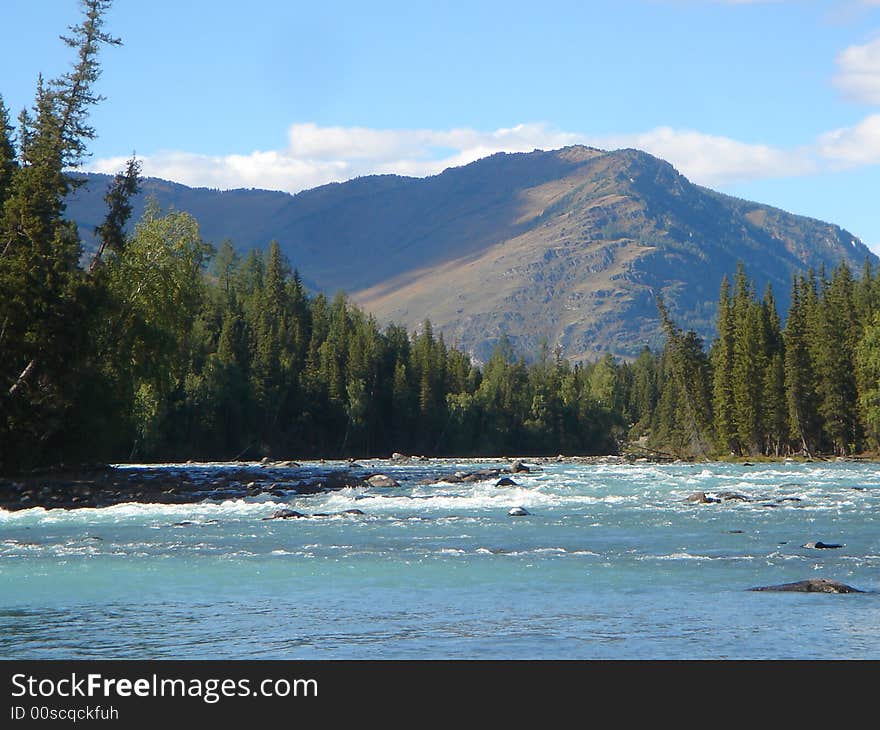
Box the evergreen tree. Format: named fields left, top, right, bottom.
left=655, top=297, right=713, bottom=457
left=0, top=0, right=120, bottom=470
left=784, top=275, right=820, bottom=456
left=761, top=285, right=787, bottom=455
left=711, top=275, right=736, bottom=454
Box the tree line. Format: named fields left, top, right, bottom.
left=654, top=258, right=880, bottom=459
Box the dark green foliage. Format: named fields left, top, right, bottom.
left=0, top=1, right=121, bottom=471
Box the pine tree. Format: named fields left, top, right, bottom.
left=0, top=0, right=121, bottom=470
left=761, top=285, right=787, bottom=455
left=656, top=297, right=713, bottom=457
left=784, top=275, right=820, bottom=456
left=711, top=275, right=737, bottom=454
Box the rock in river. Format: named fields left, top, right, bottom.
left=801, top=541, right=844, bottom=549
left=749, top=578, right=863, bottom=593
left=508, top=506, right=530, bottom=516
left=262, top=509, right=307, bottom=520
left=495, top=477, right=518, bottom=487
left=366, top=474, right=400, bottom=488
left=685, top=492, right=720, bottom=504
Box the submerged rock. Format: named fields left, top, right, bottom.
left=510, top=461, right=530, bottom=474
left=685, top=491, right=720, bottom=504
left=262, top=509, right=307, bottom=520
left=802, top=541, right=844, bottom=549
left=685, top=490, right=750, bottom=504
left=311, top=509, right=365, bottom=517
left=508, top=506, right=530, bottom=516
left=749, top=578, right=863, bottom=594
left=495, top=477, right=518, bottom=487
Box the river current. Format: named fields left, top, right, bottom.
left=2, top=459, right=878, bottom=659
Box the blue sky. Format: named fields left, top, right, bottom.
left=4, top=0, right=880, bottom=251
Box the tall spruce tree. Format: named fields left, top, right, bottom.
left=711, top=274, right=736, bottom=454
left=0, top=0, right=120, bottom=470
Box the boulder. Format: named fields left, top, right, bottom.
left=510, top=461, right=530, bottom=474
left=685, top=491, right=720, bottom=504
left=366, top=474, right=400, bottom=488
left=508, top=506, right=530, bottom=516
left=495, top=477, right=518, bottom=487
left=320, top=472, right=368, bottom=490
left=749, top=578, right=863, bottom=593
left=802, top=541, right=844, bottom=549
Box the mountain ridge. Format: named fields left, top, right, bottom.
left=68, top=145, right=875, bottom=360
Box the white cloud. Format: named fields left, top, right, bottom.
left=594, top=127, right=816, bottom=185
left=835, top=37, right=880, bottom=104
left=818, top=113, right=880, bottom=165
left=86, top=122, right=818, bottom=194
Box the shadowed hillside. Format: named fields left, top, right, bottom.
left=69, top=146, right=875, bottom=360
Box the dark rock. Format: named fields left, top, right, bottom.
left=715, top=491, right=751, bottom=502
left=320, top=472, right=368, bottom=490
left=510, top=461, right=530, bottom=474
left=685, top=491, right=720, bottom=504
left=312, top=508, right=365, bottom=517
left=802, top=541, right=844, bottom=549
left=495, top=477, right=518, bottom=487
left=508, top=506, right=530, bottom=516
left=749, top=578, right=863, bottom=594
left=290, top=481, right=324, bottom=495
left=262, top=509, right=307, bottom=520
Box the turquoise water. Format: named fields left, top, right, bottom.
left=2, top=459, right=879, bottom=659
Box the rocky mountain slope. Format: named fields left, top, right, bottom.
left=68, top=146, right=874, bottom=360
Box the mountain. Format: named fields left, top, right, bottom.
left=68, top=146, right=875, bottom=360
